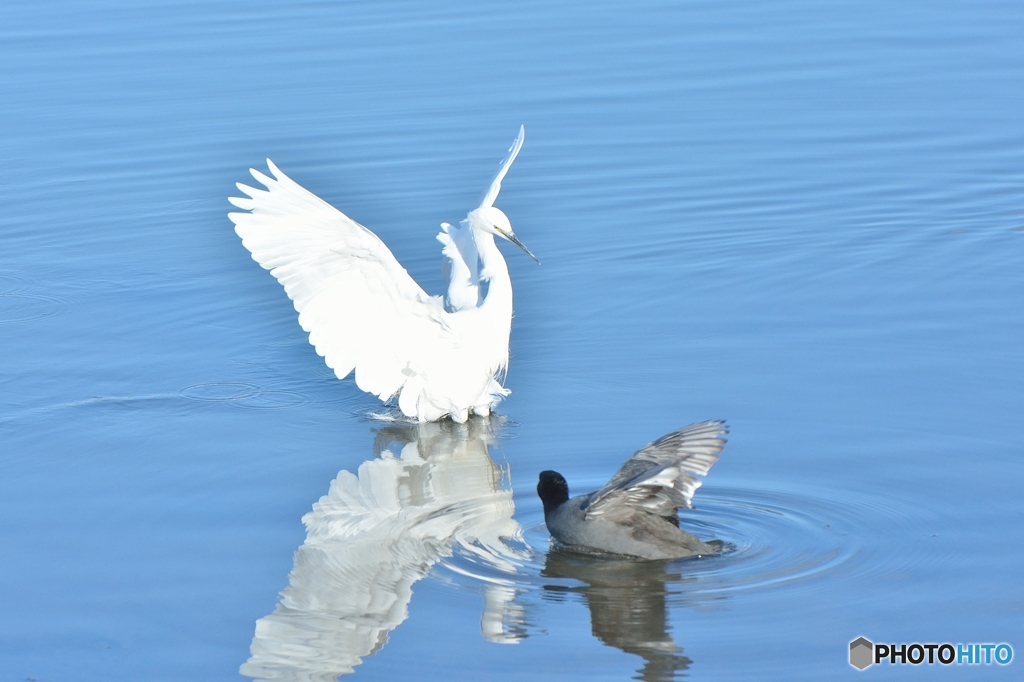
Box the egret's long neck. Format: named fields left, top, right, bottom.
left=474, top=231, right=513, bottom=377
left=475, top=230, right=513, bottom=318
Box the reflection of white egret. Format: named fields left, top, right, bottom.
left=240, top=418, right=525, bottom=682
left=229, top=128, right=537, bottom=423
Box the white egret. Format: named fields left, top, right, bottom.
left=229, top=127, right=537, bottom=423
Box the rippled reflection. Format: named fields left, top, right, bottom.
left=240, top=417, right=525, bottom=681
left=541, top=550, right=695, bottom=682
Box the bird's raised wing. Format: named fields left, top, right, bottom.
left=584, top=421, right=728, bottom=522
left=479, top=125, right=525, bottom=209
left=228, top=160, right=455, bottom=404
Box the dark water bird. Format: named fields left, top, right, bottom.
left=537, top=421, right=727, bottom=560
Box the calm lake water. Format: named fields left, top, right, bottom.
left=2, top=1, right=1022, bottom=680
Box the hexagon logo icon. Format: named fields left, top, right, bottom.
left=850, top=637, right=874, bottom=670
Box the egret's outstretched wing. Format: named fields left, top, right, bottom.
left=479, top=125, right=525, bottom=209
left=584, top=421, right=728, bottom=522
left=228, top=160, right=454, bottom=404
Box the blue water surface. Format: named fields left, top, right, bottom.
left=2, top=1, right=1023, bottom=680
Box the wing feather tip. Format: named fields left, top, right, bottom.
left=250, top=167, right=274, bottom=187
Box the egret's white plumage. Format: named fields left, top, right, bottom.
left=229, top=127, right=536, bottom=422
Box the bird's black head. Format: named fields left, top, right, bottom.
left=537, top=470, right=570, bottom=515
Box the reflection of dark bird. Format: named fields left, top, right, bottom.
left=537, top=421, right=727, bottom=559
left=543, top=548, right=692, bottom=682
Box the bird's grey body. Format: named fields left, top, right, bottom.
left=543, top=495, right=719, bottom=560
left=537, top=421, right=727, bottom=560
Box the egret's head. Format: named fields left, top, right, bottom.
left=469, top=207, right=540, bottom=264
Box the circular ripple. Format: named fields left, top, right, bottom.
left=0, top=292, right=67, bottom=323
left=0, top=272, right=36, bottom=292
left=434, top=484, right=924, bottom=602
left=179, top=382, right=312, bottom=410
left=232, top=389, right=309, bottom=410
left=0, top=268, right=72, bottom=324
left=179, top=382, right=260, bottom=402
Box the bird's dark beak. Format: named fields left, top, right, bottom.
left=506, top=232, right=540, bottom=264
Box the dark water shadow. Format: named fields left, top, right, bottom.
left=542, top=548, right=696, bottom=681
